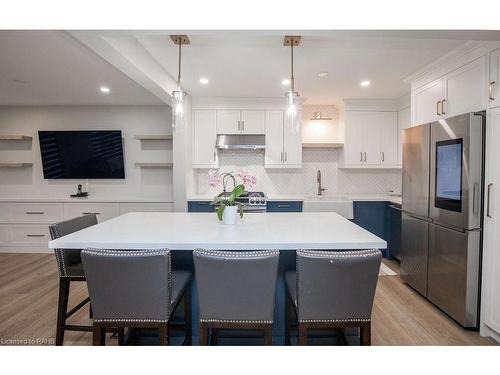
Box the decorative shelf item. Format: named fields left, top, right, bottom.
left=134, top=162, right=173, bottom=168
left=134, top=135, right=173, bottom=140
left=0, top=135, right=33, bottom=141
left=0, top=162, right=33, bottom=168
left=302, top=143, right=344, bottom=149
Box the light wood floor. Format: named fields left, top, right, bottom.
left=0, top=253, right=495, bottom=346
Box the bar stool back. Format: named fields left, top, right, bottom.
left=286, top=249, right=382, bottom=345
left=193, top=249, right=279, bottom=345
left=81, top=248, right=192, bottom=345
left=49, top=214, right=98, bottom=345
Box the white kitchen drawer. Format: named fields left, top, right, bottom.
left=64, top=203, right=119, bottom=222
left=119, top=203, right=173, bottom=215
left=0, top=225, right=10, bottom=243
left=2, top=202, right=64, bottom=223
left=10, top=225, right=51, bottom=245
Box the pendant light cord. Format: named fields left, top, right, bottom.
left=290, top=42, right=295, bottom=91
left=177, top=41, right=182, bottom=89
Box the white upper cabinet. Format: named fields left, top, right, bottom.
left=412, top=56, right=487, bottom=124
left=398, top=106, right=411, bottom=165
left=343, top=111, right=398, bottom=168
left=216, top=110, right=265, bottom=134
left=216, top=110, right=241, bottom=134
left=344, top=112, right=364, bottom=165
left=413, top=79, right=444, bottom=125
left=379, top=112, right=399, bottom=166
left=193, top=110, right=218, bottom=168
left=264, top=111, right=284, bottom=167
left=490, top=48, right=500, bottom=109
left=443, top=56, right=488, bottom=117
left=265, top=110, right=302, bottom=168
left=241, top=110, right=265, bottom=134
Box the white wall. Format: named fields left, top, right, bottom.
left=0, top=105, right=173, bottom=201
left=195, top=149, right=402, bottom=196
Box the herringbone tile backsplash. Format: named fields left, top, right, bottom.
left=196, top=149, right=402, bottom=195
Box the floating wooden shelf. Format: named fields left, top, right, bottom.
left=0, top=162, right=33, bottom=168
left=134, top=135, right=172, bottom=140
left=302, top=143, right=344, bottom=149
left=0, top=135, right=32, bottom=141
left=135, top=162, right=173, bottom=168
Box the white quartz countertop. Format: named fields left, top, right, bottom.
left=48, top=212, right=386, bottom=251
left=187, top=194, right=401, bottom=205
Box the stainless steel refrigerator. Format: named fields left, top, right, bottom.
left=401, top=112, right=485, bottom=328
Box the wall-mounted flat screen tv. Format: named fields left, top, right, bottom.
left=38, top=130, right=125, bottom=179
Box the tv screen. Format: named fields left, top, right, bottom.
left=38, top=130, right=125, bottom=179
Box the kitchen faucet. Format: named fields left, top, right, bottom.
left=317, top=170, right=328, bottom=196
left=222, top=173, right=237, bottom=197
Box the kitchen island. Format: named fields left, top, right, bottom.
left=48, top=212, right=386, bottom=345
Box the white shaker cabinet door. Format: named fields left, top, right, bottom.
left=483, top=107, right=500, bottom=335
left=193, top=110, right=218, bottom=168
left=283, top=111, right=302, bottom=167
left=443, top=56, right=487, bottom=117
left=413, top=79, right=444, bottom=124
left=216, top=110, right=241, bottom=134
left=265, top=111, right=284, bottom=167
left=489, top=48, right=500, bottom=109
left=362, top=112, right=382, bottom=165
left=380, top=111, right=399, bottom=166
left=241, top=110, right=265, bottom=134
left=344, top=111, right=364, bottom=165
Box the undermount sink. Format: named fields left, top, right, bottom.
left=302, top=196, right=354, bottom=219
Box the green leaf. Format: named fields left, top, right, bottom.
left=230, top=184, right=246, bottom=201
left=216, top=204, right=225, bottom=221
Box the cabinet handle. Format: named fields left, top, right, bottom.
left=382, top=152, right=385, bottom=162
left=490, top=81, right=496, bottom=101
left=360, top=152, right=363, bottom=162
left=364, top=152, right=367, bottom=162
left=277, top=204, right=291, bottom=208
left=241, top=120, right=245, bottom=131
left=280, top=151, right=283, bottom=162
left=441, top=99, right=447, bottom=115
left=487, top=183, right=493, bottom=218
left=25, top=211, right=45, bottom=215
left=436, top=101, right=441, bottom=116
left=26, top=234, right=45, bottom=237
left=82, top=212, right=100, bottom=215
left=237, top=120, right=241, bottom=131
left=284, top=151, right=287, bottom=162
left=213, top=151, right=216, bottom=161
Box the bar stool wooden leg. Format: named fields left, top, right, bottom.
left=184, top=287, right=192, bottom=345
left=199, top=322, right=208, bottom=346
left=298, top=323, right=308, bottom=346
left=93, top=323, right=105, bottom=346
left=55, top=278, right=70, bottom=346
left=264, top=325, right=273, bottom=346
left=360, top=322, right=371, bottom=346
left=158, top=322, right=169, bottom=345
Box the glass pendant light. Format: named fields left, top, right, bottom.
left=170, top=35, right=190, bottom=132
left=284, top=36, right=301, bottom=133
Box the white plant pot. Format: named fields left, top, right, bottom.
left=222, top=205, right=238, bottom=225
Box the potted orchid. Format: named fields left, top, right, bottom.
left=208, top=169, right=257, bottom=224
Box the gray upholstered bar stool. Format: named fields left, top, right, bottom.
left=193, top=249, right=279, bottom=345
left=285, top=249, right=382, bottom=346
left=81, top=248, right=192, bottom=346
left=49, top=214, right=100, bottom=345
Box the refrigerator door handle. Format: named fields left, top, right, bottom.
left=472, top=182, right=478, bottom=215
left=487, top=183, right=493, bottom=218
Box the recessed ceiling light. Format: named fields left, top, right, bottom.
left=360, top=80, right=371, bottom=87
left=199, top=78, right=209, bottom=85
left=317, top=72, right=329, bottom=77
left=100, top=86, right=111, bottom=94
left=281, top=79, right=290, bottom=86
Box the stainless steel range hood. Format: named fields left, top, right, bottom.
left=215, top=134, right=265, bottom=150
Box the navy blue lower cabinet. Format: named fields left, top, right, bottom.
left=387, top=205, right=402, bottom=261
left=187, top=201, right=215, bottom=212
left=266, top=201, right=303, bottom=212
left=353, top=201, right=389, bottom=257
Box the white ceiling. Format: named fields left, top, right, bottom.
left=134, top=30, right=500, bottom=105
left=0, top=31, right=164, bottom=105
